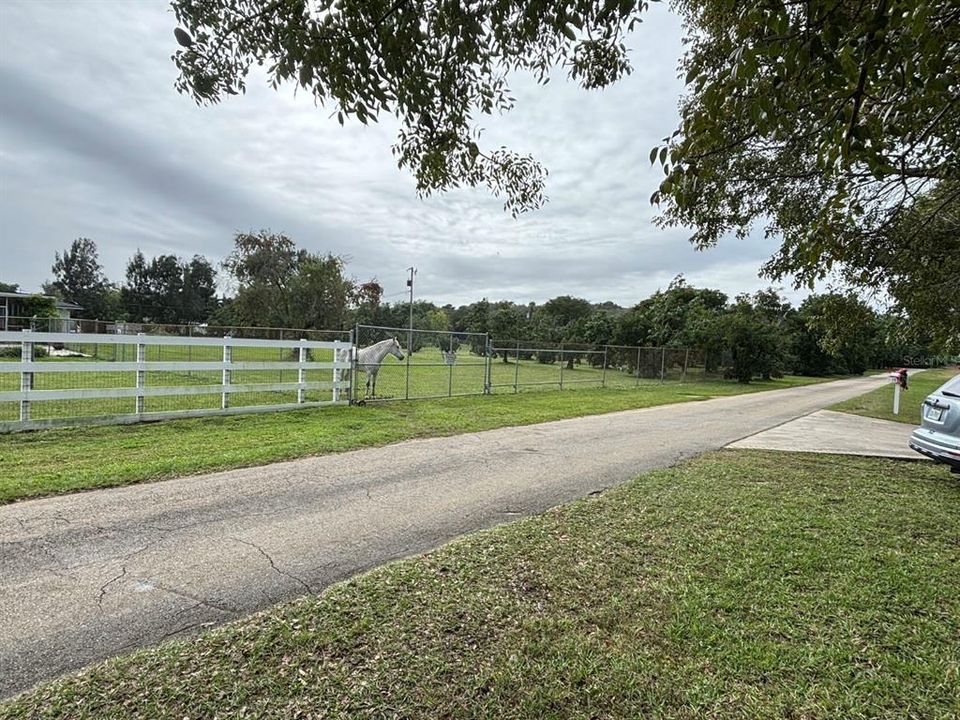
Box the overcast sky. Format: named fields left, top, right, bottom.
left=0, top=0, right=801, bottom=308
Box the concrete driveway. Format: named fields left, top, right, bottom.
left=0, top=374, right=897, bottom=697
left=729, top=409, right=923, bottom=459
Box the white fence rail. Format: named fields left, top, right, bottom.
left=0, top=330, right=353, bottom=432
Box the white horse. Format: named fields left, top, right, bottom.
left=340, top=337, right=405, bottom=398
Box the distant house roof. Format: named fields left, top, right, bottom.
left=0, top=291, right=84, bottom=311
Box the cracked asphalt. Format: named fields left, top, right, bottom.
left=0, top=374, right=894, bottom=698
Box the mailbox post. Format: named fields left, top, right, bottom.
left=889, top=368, right=909, bottom=415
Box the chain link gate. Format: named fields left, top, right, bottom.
left=352, top=325, right=491, bottom=402
left=489, top=341, right=608, bottom=392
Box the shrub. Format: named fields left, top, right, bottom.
left=0, top=345, right=48, bottom=358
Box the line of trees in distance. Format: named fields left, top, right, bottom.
left=3, top=231, right=950, bottom=383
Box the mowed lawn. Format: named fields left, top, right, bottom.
left=3, top=451, right=956, bottom=720
left=831, top=367, right=958, bottom=424
left=0, top=375, right=831, bottom=503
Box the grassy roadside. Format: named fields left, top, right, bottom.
left=0, top=375, right=830, bottom=504
left=4, top=450, right=956, bottom=719
left=830, top=367, right=958, bottom=424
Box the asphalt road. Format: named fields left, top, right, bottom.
left=0, top=374, right=895, bottom=698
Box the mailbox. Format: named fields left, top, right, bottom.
left=891, top=368, right=909, bottom=390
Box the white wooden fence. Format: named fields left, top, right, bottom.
left=0, top=330, right=353, bottom=432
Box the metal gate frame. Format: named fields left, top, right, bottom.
left=352, top=324, right=492, bottom=402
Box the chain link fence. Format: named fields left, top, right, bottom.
left=1, top=313, right=740, bottom=428
left=489, top=341, right=606, bottom=392
left=488, top=343, right=735, bottom=393
left=353, top=325, right=490, bottom=401
left=352, top=326, right=734, bottom=402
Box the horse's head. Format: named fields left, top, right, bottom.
left=390, top=337, right=405, bottom=360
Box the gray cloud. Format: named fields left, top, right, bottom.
left=0, top=0, right=804, bottom=310
left=0, top=67, right=302, bottom=233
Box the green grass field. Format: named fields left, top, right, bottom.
left=1, top=344, right=709, bottom=422
left=830, top=367, right=958, bottom=424
left=0, top=375, right=829, bottom=503
left=3, top=450, right=956, bottom=720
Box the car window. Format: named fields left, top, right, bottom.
left=940, top=375, right=960, bottom=397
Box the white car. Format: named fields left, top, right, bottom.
left=910, top=374, right=960, bottom=473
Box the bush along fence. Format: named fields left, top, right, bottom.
left=0, top=324, right=730, bottom=431
left=0, top=330, right=352, bottom=432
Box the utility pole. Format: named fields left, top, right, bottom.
left=405, top=267, right=416, bottom=400
left=406, top=266, right=416, bottom=351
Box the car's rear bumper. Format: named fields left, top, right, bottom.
left=910, top=428, right=960, bottom=470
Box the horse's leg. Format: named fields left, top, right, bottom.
left=371, top=370, right=377, bottom=398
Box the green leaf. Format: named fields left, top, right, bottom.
left=173, top=28, right=193, bottom=48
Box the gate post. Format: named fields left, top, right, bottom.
left=19, top=329, right=33, bottom=422
left=135, top=333, right=146, bottom=415
left=221, top=336, right=232, bottom=409
left=635, top=346, right=641, bottom=387
left=660, top=347, right=666, bottom=384
left=514, top=339, right=520, bottom=393
left=559, top=343, right=565, bottom=390
left=405, top=328, right=412, bottom=401
left=298, top=338, right=308, bottom=404
left=682, top=348, right=690, bottom=383
left=484, top=334, right=492, bottom=395
left=447, top=332, right=453, bottom=397
left=602, top=346, right=608, bottom=388
left=350, top=325, right=359, bottom=405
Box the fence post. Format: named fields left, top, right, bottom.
left=483, top=334, right=492, bottom=395
left=298, top=338, right=308, bottom=404
left=135, top=333, right=146, bottom=414
left=350, top=325, right=358, bottom=405
left=447, top=333, right=453, bottom=397
left=20, top=329, right=33, bottom=422
left=635, top=346, right=641, bottom=387
left=682, top=348, right=690, bottom=383
left=221, top=336, right=232, bottom=410
left=660, top=347, right=666, bottom=384
left=514, top=340, right=520, bottom=393
left=559, top=343, right=565, bottom=390
left=405, top=330, right=411, bottom=401
left=602, top=346, right=608, bottom=388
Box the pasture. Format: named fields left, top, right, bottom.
left=4, top=450, right=955, bottom=719
left=1, top=340, right=711, bottom=424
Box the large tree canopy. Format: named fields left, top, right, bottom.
left=171, top=0, right=958, bottom=344
left=45, top=238, right=116, bottom=319
left=172, top=0, right=644, bottom=215
left=653, top=0, right=959, bottom=349
left=223, top=230, right=354, bottom=330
